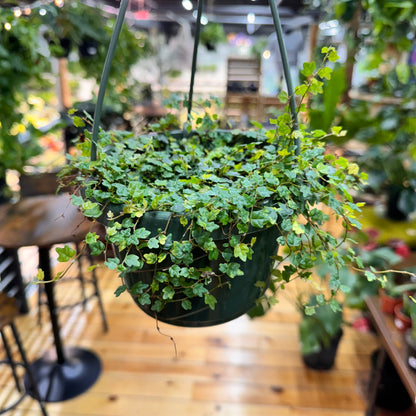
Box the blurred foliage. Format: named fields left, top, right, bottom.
left=0, top=8, right=51, bottom=177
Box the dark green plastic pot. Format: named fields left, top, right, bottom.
left=103, top=210, right=280, bottom=327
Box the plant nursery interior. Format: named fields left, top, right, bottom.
left=1, top=0, right=416, bottom=415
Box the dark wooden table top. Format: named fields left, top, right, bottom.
left=366, top=296, right=416, bottom=403
left=0, top=194, right=92, bottom=249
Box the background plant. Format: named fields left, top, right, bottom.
left=0, top=8, right=51, bottom=183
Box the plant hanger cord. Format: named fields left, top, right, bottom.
left=90, top=0, right=129, bottom=162
left=268, top=0, right=300, bottom=155
left=187, top=0, right=204, bottom=117
left=89, top=0, right=300, bottom=160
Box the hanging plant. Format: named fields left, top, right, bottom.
left=42, top=1, right=372, bottom=328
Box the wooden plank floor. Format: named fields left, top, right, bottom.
left=1, top=261, right=413, bottom=416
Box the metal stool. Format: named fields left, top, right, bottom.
left=0, top=292, right=48, bottom=415
left=0, top=247, right=29, bottom=314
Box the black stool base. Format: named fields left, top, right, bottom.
left=24, top=347, right=101, bottom=402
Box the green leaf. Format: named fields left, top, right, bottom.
left=301, top=61, right=315, bottom=77
left=205, top=293, right=217, bottom=310
left=71, top=194, right=83, bottom=206
left=328, top=49, right=340, bottom=62
left=147, top=237, right=159, bottom=249
left=365, top=270, right=377, bottom=281
left=317, top=67, right=332, bottom=80
left=36, top=269, right=44, bottom=282
left=89, top=241, right=105, bottom=256
left=144, top=253, right=158, bottom=264
left=162, top=286, right=175, bottom=300
left=85, top=232, right=99, bottom=244
left=193, top=283, right=208, bottom=297
left=295, top=84, right=308, bottom=96
left=56, top=245, right=76, bottom=262
left=114, top=285, right=126, bottom=297
left=130, top=280, right=148, bottom=295
left=135, top=228, right=152, bottom=239
left=139, top=293, right=151, bottom=305
left=125, top=254, right=142, bottom=268
left=82, top=201, right=102, bottom=218
left=234, top=243, right=250, bottom=261
left=277, top=90, right=288, bottom=103
left=73, top=116, right=85, bottom=128
left=181, top=299, right=192, bottom=310
left=105, top=258, right=120, bottom=270
left=219, top=262, right=244, bottom=278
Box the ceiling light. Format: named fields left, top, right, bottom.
left=182, top=0, right=193, bottom=10
left=247, top=13, right=255, bottom=24
left=192, top=10, right=208, bottom=24
left=263, top=50, right=271, bottom=59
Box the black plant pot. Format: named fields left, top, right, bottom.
left=47, top=37, right=72, bottom=58
left=386, top=186, right=408, bottom=221
left=121, top=212, right=280, bottom=327
left=369, top=348, right=412, bottom=411
left=78, top=38, right=99, bottom=58
left=302, top=329, right=343, bottom=370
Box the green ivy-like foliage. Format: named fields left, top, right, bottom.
left=55, top=48, right=367, bottom=315
left=0, top=8, right=50, bottom=177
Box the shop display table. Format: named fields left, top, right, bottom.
left=0, top=194, right=101, bottom=402
left=365, top=296, right=416, bottom=415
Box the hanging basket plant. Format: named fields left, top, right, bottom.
left=50, top=0, right=368, bottom=327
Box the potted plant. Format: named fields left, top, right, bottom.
left=405, top=296, right=416, bottom=371
left=298, top=295, right=344, bottom=370
left=38, top=0, right=108, bottom=59
left=48, top=2, right=368, bottom=328
left=394, top=286, right=416, bottom=332
left=199, top=22, right=227, bottom=51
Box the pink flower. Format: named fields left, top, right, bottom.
left=352, top=316, right=371, bottom=333
left=388, top=239, right=411, bottom=258
left=365, top=228, right=380, bottom=240
left=395, top=244, right=411, bottom=258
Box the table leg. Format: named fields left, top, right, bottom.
left=39, top=248, right=65, bottom=364
left=366, top=347, right=387, bottom=416
left=24, top=247, right=102, bottom=402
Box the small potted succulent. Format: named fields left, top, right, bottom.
left=49, top=1, right=368, bottom=328
left=394, top=287, right=416, bottom=332
left=199, top=22, right=227, bottom=51
left=405, top=296, right=416, bottom=371
left=298, top=295, right=344, bottom=370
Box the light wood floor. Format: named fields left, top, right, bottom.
left=1, top=261, right=414, bottom=416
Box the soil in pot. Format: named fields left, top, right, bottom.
left=302, top=329, right=343, bottom=371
